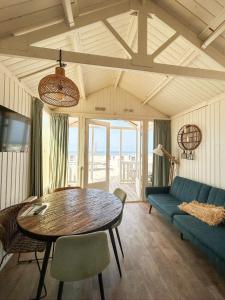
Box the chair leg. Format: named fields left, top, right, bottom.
left=149, top=205, right=153, bottom=214
left=34, top=252, right=47, bottom=298
left=109, top=228, right=122, bottom=277
left=57, top=281, right=64, bottom=300
left=98, top=273, right=105, bottom=300
left=0, top=253, right=8, bottom=268
left=115, top=227, right=124, bottom=258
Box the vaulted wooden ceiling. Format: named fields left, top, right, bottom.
left=0, top=0, right=225, bottom=116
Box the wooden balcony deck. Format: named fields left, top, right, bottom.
left=109, top=176, right=139, bottom=202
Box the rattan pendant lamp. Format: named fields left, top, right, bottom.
left=38, top=49, right=80, bottom=107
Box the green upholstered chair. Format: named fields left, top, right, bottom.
left=112, top=188, right=127, bottom=257
left=51, top=232, right=110, bottom=300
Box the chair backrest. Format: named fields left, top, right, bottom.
left=51, top=232, right=110, bottom=282
left=0, top=203, right=26, bottom=252
left=113, top=188, right=127, bottom=206
left=53, top=186, right=81, bottom=192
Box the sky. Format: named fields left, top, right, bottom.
left=68, top=120, right=153, bottom=153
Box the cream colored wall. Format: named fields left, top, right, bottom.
left=55, top=86, right=167, bottom=120
left=0, top=63, right=33, bottom=269
left=171, top=97, right=225, bottom=188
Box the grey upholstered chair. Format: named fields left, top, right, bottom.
left=51, top=232, right=110, bottom=300
left=112, top=188, right=127, bottom=257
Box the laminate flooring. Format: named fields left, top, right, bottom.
left=1, top=203, right=225, bottom=300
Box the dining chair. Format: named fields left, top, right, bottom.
left=112, top=188, right=127, bottom=258
left=0, top=202, right=47, bottom=296
left=51, top=232, right=110, bottom=300
left=53, top=186, right=81, bottom=192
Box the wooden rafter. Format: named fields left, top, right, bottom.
left=102, top=19, right=134, bottom=58
left=63, top=0, right=86, bottom=100
left=0, top=44, right=225, bottom=80
left=142, top=49, right=199, bottom=105
left=0, top=0, right=224, bottom=82
left=114, top=14, right=137, bottom=88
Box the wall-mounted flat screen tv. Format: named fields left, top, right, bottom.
left=0, top=105, right=31, bottom=152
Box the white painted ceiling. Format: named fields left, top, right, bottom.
left=0, top=0, right=225, bottom=117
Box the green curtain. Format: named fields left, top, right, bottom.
left=152, top=120, right=171, bottom=187
left=31, top=98, right=44, bottom=197
left=50, top=114, right=69, bottom=190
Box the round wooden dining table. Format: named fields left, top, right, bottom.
left=17, top=188, right=123, bottom=300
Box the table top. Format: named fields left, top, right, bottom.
left=17, top=188, right=123, bottom=241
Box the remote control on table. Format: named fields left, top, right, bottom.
left=33, top=205, right=47, bottom=215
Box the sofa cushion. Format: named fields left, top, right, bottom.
left=207, top=187, right=225, bottom=207
left=170, top=176, right=211, bottom=203
left=173, top=215, right=225, bottom=262
left=148, top=194, right=186, bottom=221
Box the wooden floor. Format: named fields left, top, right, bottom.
left=109, top=176, right=139, bottom=202
left=1, top=203, right=225, bottom=300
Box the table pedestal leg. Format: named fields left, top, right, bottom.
left=109, top=228, right=122, bottom=277
left=35, top=241, right=52, bottom=300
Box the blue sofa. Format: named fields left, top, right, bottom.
left=145, top=176, right=225, bottom=275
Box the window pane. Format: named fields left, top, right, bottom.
left=88, top=125, right=107, bottom=183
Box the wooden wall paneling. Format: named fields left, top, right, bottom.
left=4, top=74, right=9, bottom=108
left=15, top=153, right=21, bottom=204
left=172, top=97, right=225, bottom=188
left=6, top=152, right=12, bottom=208
left=220, top=99, right=225, bottom=188
left=0, top=71, right=4, bottom=106
left=9, top=78, right=14, bottom=110
left=1, top=152, right=8, bottom=209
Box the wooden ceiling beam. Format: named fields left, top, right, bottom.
left=132, top=0, right=225, bottom=69
left=114, top=14, right=137, bottom=88
left=1, top=44, right=225, bottom=81
left=201, top=21, right=225, bottom=49
left=72, top=31, right=86, bottom=100
left=102, top=19, right=134, bottom=58
left=142, top=49, right=199, bottom=105
left=62, top=0, right=75, bottom=27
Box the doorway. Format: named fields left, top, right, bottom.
left=84, top=119, right=143, bottom=202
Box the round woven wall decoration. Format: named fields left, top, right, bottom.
left=177, top=124, right=202, bottom=151
left=38, top=50, right=80, bottom=107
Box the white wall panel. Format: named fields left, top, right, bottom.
left=172, top=99, right=225, bottom=189
left=58, top=87, right=167, bottom=120
left=0, top=64, right=33, bottom=269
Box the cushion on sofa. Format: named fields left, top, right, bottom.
left=207, top=187, right=225, bottom=207
left=170, top=176, right=211, bottom=203
left=173, top=215, right=225, bottom=263
left=148, top=194, right=186, bottom=221
left=178, top=201, right=225, bottom=226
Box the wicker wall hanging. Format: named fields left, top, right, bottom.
left=177, top=124, right=202, bottom=160
left=38, top=49, right=80, bottom=107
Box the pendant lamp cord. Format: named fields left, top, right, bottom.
left=57, top=49, right=66, bottom=68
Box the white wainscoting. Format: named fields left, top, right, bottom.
left=0, top=64, right=33, bottom=269
left=171, top=99, right=225, bottom=189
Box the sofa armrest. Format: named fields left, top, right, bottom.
left=145, top=186, right=170, bottom=198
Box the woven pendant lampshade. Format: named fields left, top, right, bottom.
left=38, top=50, right=80, bottom=107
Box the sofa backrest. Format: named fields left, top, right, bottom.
left=170, top=176, right=211, bottom=203
left=207, top=187, right=225, bottom=207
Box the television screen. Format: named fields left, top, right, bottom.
left=0, top=105, right=31, bottom=152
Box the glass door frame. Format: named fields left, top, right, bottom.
left=83, top=119, right=110, bottom=191
left=77, top=116, right=150, bottom=201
